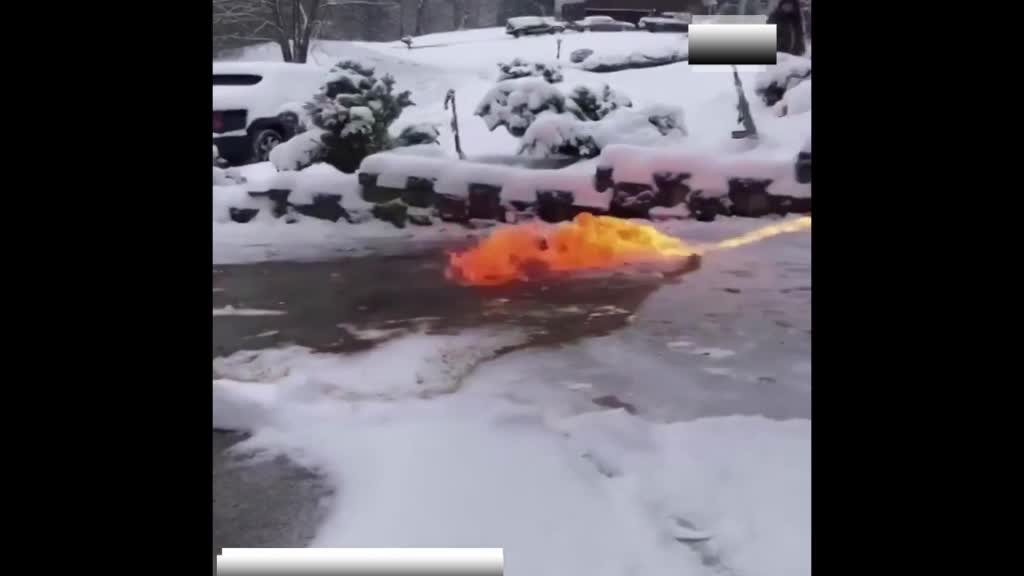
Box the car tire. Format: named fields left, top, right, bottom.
left=251, top=128, right=283, bottom=163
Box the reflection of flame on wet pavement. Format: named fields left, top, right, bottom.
left=446, top=214, right=811, bottom=287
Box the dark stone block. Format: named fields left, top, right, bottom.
left=594, top=166, right=615, bottom=192
left=402, top=176, right=436, bottom=208
left=795, top=151, right=812, bottom=184
left=371, top=201, right=408, bottom=228
left=292, top=193, right=348, bottom=223
left=688, top=193, right=729, bottom=222
left=770, top=196, right=811, bottom=215
left=728, top=178, right=773, bottom=217
left=228, top=207, right=259, bottom=223
left=357, top=172, right=377, bottom=188
left=437, top=194, right=469, bottom=223
left=468, top=183, right=505, bottom=221
left=359, top=172, right=403, bottom=204
left=536, top=190, right=576, bottom=223
left=610, top=182, right=657, bottom=218
left=248, top=189, right=291, bottom=218
left=652, top=171, right=692, bottom=207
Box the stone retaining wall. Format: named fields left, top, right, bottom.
left=227, top=153, right=810, bottom=227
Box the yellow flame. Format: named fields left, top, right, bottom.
left=702, top=216, right=812, bottom=252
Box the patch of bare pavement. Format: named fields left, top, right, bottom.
left=212, top=245, right=698, bottom=555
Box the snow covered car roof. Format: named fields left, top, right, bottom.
left=506, top=16, right=560, bottom=29
left=213, top=62, right=329, bottom=128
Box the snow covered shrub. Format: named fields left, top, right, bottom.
left=565, top=84, right=632, bottom=121
left=497, top=58, right=564, bottom=83
left=394, top=123, right=440, bottom=147
left=304, top=60, right=414, bottom=173
left=518, top=114, right=602, bottom=159
left=475, top=78, right=570, bottom=137
left=570, top=49, right=594, bottom=64
left=754, top=52, right=811, bottom=107
left=520, top=105, right=687, bottom=159
left=270, top=128, right=327, bottom=171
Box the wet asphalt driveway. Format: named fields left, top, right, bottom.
left=212, top=235, right=810, bottom=557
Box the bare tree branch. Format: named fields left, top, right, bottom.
left=214, top=0, right=398, bottom=62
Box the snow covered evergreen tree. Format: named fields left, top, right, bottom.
left=305, top=60, right=414, bottom=172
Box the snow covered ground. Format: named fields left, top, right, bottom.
left=213, top=27, right=811, bottom=576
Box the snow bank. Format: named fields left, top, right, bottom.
left=269, top=128, right=326, bottom=172
left=358, top=152, right=609, bottom=208
left=259, top=162, right=369, bottom=208
left=753, top=53, right=811, bottom=93
left=777, top=80, right=811, bottom=116
left=598, top=144, right=811, bottom=198
left=212, top=332, right=810, bottom=576
left=214, top=331, right=525, bottom=406
left=213, top=184, right=258, bottom=222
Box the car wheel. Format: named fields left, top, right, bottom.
left=513, top=31, right=521, bottom=38
left=251, top=128, right=283, bottom=163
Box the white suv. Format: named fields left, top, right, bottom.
left=212, top=62, right=327, bottom=165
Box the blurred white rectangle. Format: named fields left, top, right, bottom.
left=689, top=15, right=775, bottom=68
left=216, top=548, right=504, bottom=575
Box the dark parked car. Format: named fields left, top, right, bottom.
left=638, top=14, right=691, bottom=33
left=505, top=16, right=565, bottom=38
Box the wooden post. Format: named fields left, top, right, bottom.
left=444, top=89, right=465, bottom=160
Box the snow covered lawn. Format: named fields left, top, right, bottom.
left=214, top=333, right=809, bottom=576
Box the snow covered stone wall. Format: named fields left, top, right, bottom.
left=219, top=141, right=811, bottom=228
left=595, top=145, right=811, bottom=220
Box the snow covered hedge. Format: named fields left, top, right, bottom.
left=477, top=78, right=686, bottom=160
left=303, top=60, right=414, bottom=173
left=497, top=59, right=563, bottom=83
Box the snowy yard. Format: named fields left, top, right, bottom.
left=213, top=26, right=811, bottom=576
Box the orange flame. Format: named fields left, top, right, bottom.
left=446, top=212, right=699, bottom=286
left=447, top=214, right=812, bottom=287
